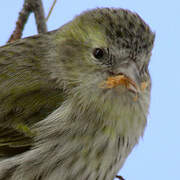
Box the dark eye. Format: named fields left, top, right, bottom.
left=93, top=48, right=104, bottom=59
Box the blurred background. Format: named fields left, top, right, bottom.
left=0, top=0, right=179, bottom=179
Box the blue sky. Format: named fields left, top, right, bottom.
left=0, top=0, right=180, bottom=179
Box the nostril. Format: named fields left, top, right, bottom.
left=108, top=70, right=124, bottom=76
left=108, top=70, right=116, bottom=76
left=116, top=72, right=124, bottom=76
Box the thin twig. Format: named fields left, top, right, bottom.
left=46, top=0, right=57, bottom=22
left=116, top=175, right=125, bottom=180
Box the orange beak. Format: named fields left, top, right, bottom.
left=100, top=74, right=149, bottom=101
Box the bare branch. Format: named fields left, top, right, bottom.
left=30, top=0, right=47, bottom=33
left=7, top=0, right=31, bottom=43
left=8, top=0, right=47, bottom=43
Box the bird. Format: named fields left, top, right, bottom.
left=0, top=8, right=155, bottom=180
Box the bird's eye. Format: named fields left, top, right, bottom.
left=93, top=48, right=104, bottom=59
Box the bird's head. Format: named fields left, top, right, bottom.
left=52, top=8, right=155, bottom=108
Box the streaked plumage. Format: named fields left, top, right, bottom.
left=0, top=8, right=154, bottom=180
